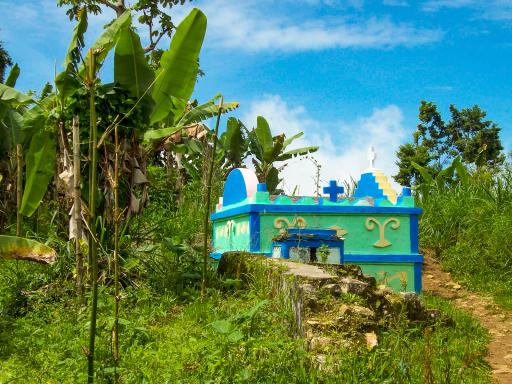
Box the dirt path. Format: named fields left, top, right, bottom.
left=422, top=254, right=512, bottom=383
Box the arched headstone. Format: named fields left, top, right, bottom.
left=223, top=168, right=259, bottom=207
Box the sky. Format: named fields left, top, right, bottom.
left=1, top=0, right=511, bottom=194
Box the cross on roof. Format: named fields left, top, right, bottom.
left=368, top=146, right=376, bottom=170
left=323, top=180, right=344, bottom=202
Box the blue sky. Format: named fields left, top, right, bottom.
left=1, top=0, right=511, bottom=193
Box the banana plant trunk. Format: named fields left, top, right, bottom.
left=72, top=116, right=84, bottom=300
left=87, top=50, right=99, bottom=384
left=112, top=123, right=121, bottom=379
left=16, top=144, right=23, bottom=236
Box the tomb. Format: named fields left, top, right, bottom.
left=210, top=148, right=423, bottom=293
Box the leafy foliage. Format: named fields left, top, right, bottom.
left=57, top=0, right=192, bottom=56
left=248, top=116, right=318, bottom=193
left=0, top=40, right=12, bottom=84
left=20, top=132, right=56, bottom=217
left=418, top=163, right=512, bottom=309
left=150, top=8, right=207, bottom=124
left=394, top=101, right=504, bottom=186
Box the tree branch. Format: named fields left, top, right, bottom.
left=95, top=0, right=117, bottom=12
left=144, top=28, right=169, bottom=53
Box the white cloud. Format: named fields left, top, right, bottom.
left=191, top=0, right=443, bottom=52
left=242, top=95, right=409, bottom=196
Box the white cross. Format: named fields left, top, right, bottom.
left=368, top=146, right=376, bottom=170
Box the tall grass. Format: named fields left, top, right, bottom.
left=418, top=165, right=512, bottom=308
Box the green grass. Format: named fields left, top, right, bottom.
left=418, top=167, right=512, bottom=309
left=0, top=260, right=491, bottom=383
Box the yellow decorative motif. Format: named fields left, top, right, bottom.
left=225, top=220, right=235, bottom=238
left=377, top=271, right=407, bottom=286
left=365, top=217, right=400, bottom=248
left=274, top=217, right=307, bottom=233
left=329, top=225, right=348, bottom=237
left=239, top=222, right=248, bottom=235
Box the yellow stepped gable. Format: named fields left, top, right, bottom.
left=372, top=171, right=398, bottom=204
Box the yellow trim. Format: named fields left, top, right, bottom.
left=372, top=171, right=397, bottom=204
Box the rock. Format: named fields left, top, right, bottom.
left=335, top=264, right=364, bottom=278
left=400, top=292, right=418, bottom=302
left=300, top=283, right=316, bottom=294
left=309, top=336, right=332, bottom=351
left=444, top=281, right=462, bottom=290
left=365, top=331, right=378, bottom=350
left=338, top=278, right=369, bottom=295
left=375, top=285, right=394, bottom=297
left=314, top=354, right=327, bottom=366
left=339, top=304, right=375, bottom=319
left=306, top=319, right=334, bottom=330
left=361, top=274, right=377, bottom=288
left=322, top=283, right=342, bottom=296
left=399, top=292, right=424, bottom=320
left=424, top=309, right=442, bottom=321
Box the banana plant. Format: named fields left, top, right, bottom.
left=218, top=117, right=249, bottom=172
left=143, top=93, right=239, bottom=142
left=248, top=116, right=318, bottom=193
left=412, top=156, right=470, bottom=198
left=0, top=235, right=56, bottom=264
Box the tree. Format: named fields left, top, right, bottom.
left=0, top=40, right=12, bottom=83
left=57, top=0, right=192, bottom=55
left=394, top=101, right=504, bottom=186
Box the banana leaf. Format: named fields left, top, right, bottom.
left=278, top=145, right=318, bottom=161
left=114, top=26, right=154, bottom=99
left=177, top=94, right=239, bottom=126
left=0, top=83, right=32, bottom=105
left=20, top=131, right=56, bottom=217
left=55, top=8, right=88, bottom=102
left=255, top=116, right=273, bottom=161
left=0, top=235, right=56, bottom=264
left=144, top=95, right=238, bottom=142
left=411, top=161, right=433, bottom=184
left=78, top=11, right=131, bottom=78
left=150, top=8, right=207, bottom=125
left=221, top=117, right=246, bottom=165
left=5, top=63, right=20, bottom=87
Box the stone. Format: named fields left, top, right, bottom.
left=400, top=292, right=424, bottom=320
left=309, top=336, right=332, bottom=351
left=306, top=319, right=333, bottom=330
left=362, top=274, right=377, bottom=288
left=322, top=283, right=342, bottom=296
left=424, top=309, right=442, bottom=321
left=365, top=331, right=378, bottom=350
left=375, top=285, right=394, bottom=296
left=314, top=354, right=327, bottom=366
left=300, top=283, right=316, bottom=294
left=339, top=304, right=375, bottom=319
left=338, top=278, right=369, bottom=295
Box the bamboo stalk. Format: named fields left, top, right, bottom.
left=16, top=144, right=23, bottom=236
left=201, top=96, right=223, bottom=299
left=72, top=116, right=84, bottom=301
left=87, top=50, right=99, bottom=384
left=112, top=123, right=121, bottom=380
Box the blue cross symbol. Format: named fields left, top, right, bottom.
left=323, top=180, right=344, bottom=202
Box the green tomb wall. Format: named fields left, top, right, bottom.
left=357, top=262, right=417, bottom=292
left=213, top=215, right=251, bottom=252
left=259, top=213, right=411, bottom=255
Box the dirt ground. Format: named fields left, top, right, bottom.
left=422, top=253, right=512, bottom=384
